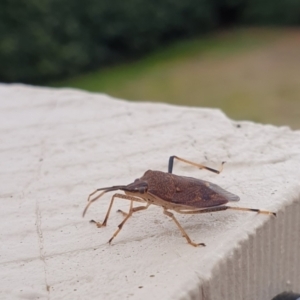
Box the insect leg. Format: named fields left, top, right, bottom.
left=117, top=203, right=150, bottom=217
left=175, top=206, right=276, bottom=216
left=175, top=206, right=231, bottom=215
left=108, top=203, right=150, bottom=244
left=223, top=206, right=276, bottom=216
left=116, top=209, right=129, bottom=217
left=90, top=193, right=145, bottom=227
left=163, top=210, right=205, bottom=247
left=168, top=155, right=225, bottom=174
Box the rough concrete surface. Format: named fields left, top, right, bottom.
left=0, top=84, right=299, bottom=300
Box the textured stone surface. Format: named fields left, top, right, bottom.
left=0, top=84, right=300, bottom=299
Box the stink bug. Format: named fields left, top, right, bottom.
left=83, top=156, right=276, bottom=247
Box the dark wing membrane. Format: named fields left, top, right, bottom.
left=171, top=183, right=230, bottom=208
left=198, top=180, right=240, bottom=202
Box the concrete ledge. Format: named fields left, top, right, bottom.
left=0, top=84, right=300, bottom=299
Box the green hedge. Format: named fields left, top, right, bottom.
left=242, top=0, right=300, bottom=25
left=0, top=0, right=299, bottom=83
left=0, top=0, right=217, bottom=83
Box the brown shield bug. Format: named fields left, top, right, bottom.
left=83, top=156, right=276, bottom=247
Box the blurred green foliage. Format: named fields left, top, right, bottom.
left=0, top=0, right=299, bottom=83
left=243, top=0, right=300, bottom=24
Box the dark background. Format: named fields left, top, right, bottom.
left=1, top=0, right=299, bottom=84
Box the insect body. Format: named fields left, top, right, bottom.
left=83, top=156, right=275, bottom=247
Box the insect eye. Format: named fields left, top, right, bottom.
left=137, top=185, right=148, bottom=194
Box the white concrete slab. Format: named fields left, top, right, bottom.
left=0, top=84, right=299, bottom=300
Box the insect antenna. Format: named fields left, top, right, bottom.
left=82, top=185, right=127, bottom=217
